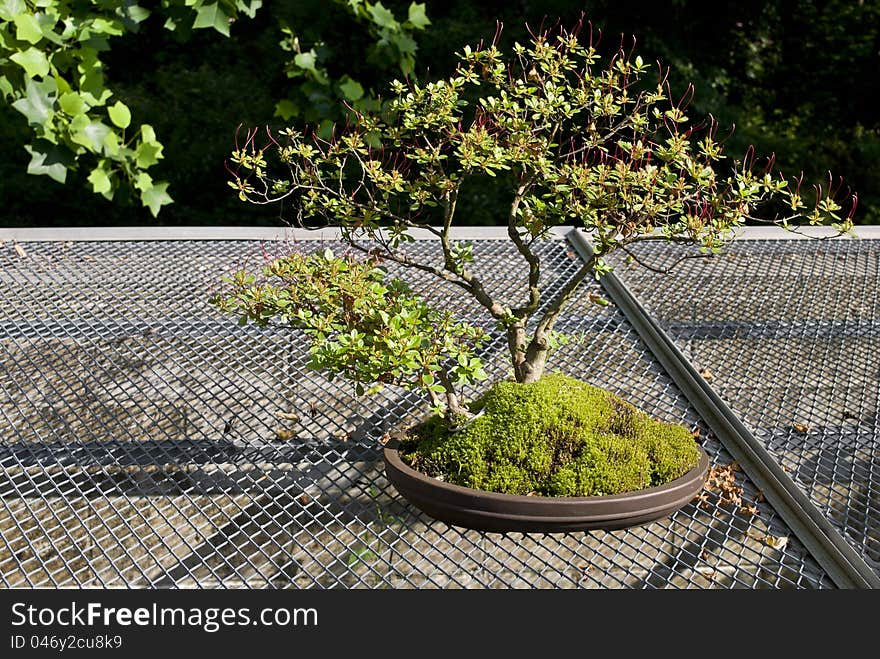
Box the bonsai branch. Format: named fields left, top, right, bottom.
left=508, top=179, right=542, bottom=318
left=345, top=239, right=473, bottom=292
left=425, top=383, right=444, bottom=410
left=437, top=369, right=469, bottom=421
left=621, top=234, right=704, bottom=244
left=535, top=257, right=596, bottom=336
left=619, top=245, right=714, bottom=274
left=506, top=322, right=528, bottom=380
left=436, top=189, right=510, bottom=323
left=439, top=186, right=459, bottom=271
left=506, top=254, right=595, bottom=385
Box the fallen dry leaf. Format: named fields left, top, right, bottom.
left=274, top=428, right=296, bottom=441
left=699, top=368, right=714, bottom=381
left=792, top=422, right=811, bottom=434
left=765, top=535, right=789, bottom=550
left=14, top=243, right=27, bottom=258
left=380, top=432, right=391, bottom=445
left=702, top=462, right=761, bottom=515
left=274, top=411, right=301, bottom=421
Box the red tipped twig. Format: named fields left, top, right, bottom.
left=742, top=144, right=756, bottom=173
left=492, top=20, right=503, bottom=47
left=847, top=194, right=859, bottom=219
left=676, top=83, right=695, bottom=112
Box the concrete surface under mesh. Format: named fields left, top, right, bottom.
left=614, top=237, right=879, bottom=575
left=0, top=231, right=843, bottom=588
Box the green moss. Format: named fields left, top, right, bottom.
left=400, top=374, right=701, bottom=497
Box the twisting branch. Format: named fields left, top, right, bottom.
left=533, top=257, right=594, bottom=340
left=507, top=178, right=542, bottom=319
left=437, top=369, right=466, bottom=419
left=772, top=227, right=846, bottom=241
left=344, top=239, right=473, bottom=292
left=619, top=245, right=714, bottom=274
left=436, top=185, right=510, bottom=322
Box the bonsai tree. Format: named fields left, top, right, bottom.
left=211, top=20, right=855, bottom=499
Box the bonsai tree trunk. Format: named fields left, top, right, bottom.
left=506, top=257, right=594, bottom=385
left=437, top=370, right=470, bottom=420
left=507, top=322, right=547, bottom=384
left=520, top=340, right=550, bottom=384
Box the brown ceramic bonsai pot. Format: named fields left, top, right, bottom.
left=383, top=439, right=709, bottom=533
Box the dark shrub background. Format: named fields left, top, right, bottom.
left=1, top=0, right=877, bottom=227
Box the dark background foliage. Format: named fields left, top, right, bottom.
left=2, top=0, right=877, bottom=227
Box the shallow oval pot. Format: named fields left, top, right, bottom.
left=383, top=440, right=710, bottom=533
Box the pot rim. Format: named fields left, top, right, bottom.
left=383, top=437, right=709, bottom=506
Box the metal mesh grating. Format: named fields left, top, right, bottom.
left=613, top=237, right=879, bottom=577
left=0, top=235, right=833, bottom=588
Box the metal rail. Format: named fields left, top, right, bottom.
left=566, top=228, right=880, bottom=588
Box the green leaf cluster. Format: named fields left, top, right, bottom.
left=275, top=2, right=429, bottom=130
left=1, top=1, right=428, bottom=213
left=209, top=249, right=487, bottom=398
left=0, top=0, right=184, bottom=214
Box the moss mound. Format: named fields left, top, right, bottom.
left=399, top=373, right=701, bottom=497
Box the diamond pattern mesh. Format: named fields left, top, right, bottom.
left=613, top=238, right=879, bottom=576
left=0, top=236, right=833, bottom=588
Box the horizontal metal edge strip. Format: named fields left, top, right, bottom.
left=566, top=227, right=880, bottom=589
left=3, top=225, right=878, bottom=242
left=729, top=226, right=880, bottom=239
left=0, top=225, right=571, bottom=242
